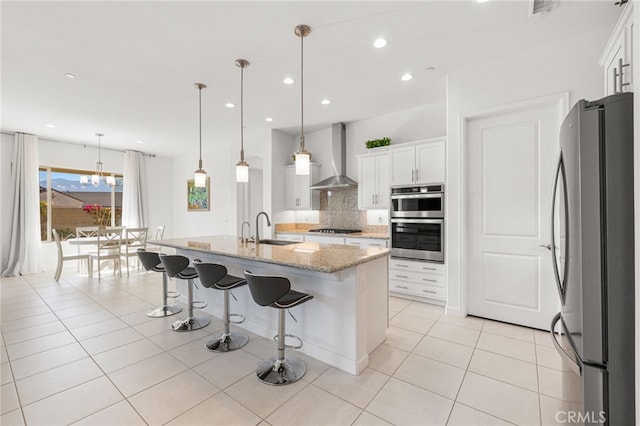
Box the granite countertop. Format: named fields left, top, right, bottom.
left=153, top=235, right=389, bottom=274
left=276, top=230, right=389, bottom=240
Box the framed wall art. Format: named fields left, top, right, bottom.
left=187, top=178, right=210, bottom=211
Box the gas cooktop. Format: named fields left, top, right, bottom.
left=308, top=228, right=362, bottom=234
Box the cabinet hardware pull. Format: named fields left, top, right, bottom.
left=396, top=275, right=409, bottom=279
left=396, top=285, right=409, bottom=290
left=423, top=278, right=437, bottom=283
left=396, top=264, right=409, bottom=268
left=415, top=169, right=419, bottom=182
left=422, top=267, right=436, bottom=271
left=422, top=289, right=437, bottom=294
left=372, top=194, right=375, bottom=204
left=411, top=169, right=415, bottom=182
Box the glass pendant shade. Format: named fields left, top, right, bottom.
left=106, top=176, right=116, bottom=186
left=236, top=162, right=249, bottom=183
left=80, top=175, right=88, bottom=184
left=295, top=151, right=310, bottom=175
left=91, top=174, right=100, bottom=187
left=194, top=168, right=207, bottom=188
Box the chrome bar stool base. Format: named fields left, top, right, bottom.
left=256, top=356, right=307, bottom=385
left=205, top=331, right=249, bottom=352
left=147, top=305, right=183, bottom=318
left=171, top=316, right=210, bottom=332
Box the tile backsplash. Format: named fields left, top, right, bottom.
left=319, top=187, right=363, bottom=229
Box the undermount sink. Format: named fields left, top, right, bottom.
left=257, top=239, right=299, bottom=246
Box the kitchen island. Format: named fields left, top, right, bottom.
left=153, top=235, right=389, bottom=375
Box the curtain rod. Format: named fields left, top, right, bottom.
left=0, top=130, right=157, bottom=158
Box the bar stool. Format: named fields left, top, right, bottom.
left=243, top=270, right=313, bottom=385
left=159, top=254, right=210, bottom=331
left=137, top=249, right=183, bottom=318
left=193, top=260, right=249, bottom=352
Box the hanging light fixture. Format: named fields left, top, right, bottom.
left=87, top=132, right=114, bottom=187
left=294, top=24, right=312, bottom=175
left=235, top=59, right=250, bottom=183
left=193, top=83, right=207, bottom=187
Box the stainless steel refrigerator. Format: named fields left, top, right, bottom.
left=549, top=92, right=634, bottom=425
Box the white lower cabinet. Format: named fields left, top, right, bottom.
left=304, top=235, right=346, bottom=245
left=275, top=233, right=305, bottom=242
left=389, top=257, right=446, bottom=303
left=344, top=237, right=387, bottom=248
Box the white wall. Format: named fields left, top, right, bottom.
left=445, top=26, right=614, bottom=316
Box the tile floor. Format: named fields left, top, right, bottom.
left=0, top=268, right=574, bottom=425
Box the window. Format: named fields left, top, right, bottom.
left=39, top=167, right=123, bottom=241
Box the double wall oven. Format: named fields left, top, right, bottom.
left=390, top=184, right=444, bottom=262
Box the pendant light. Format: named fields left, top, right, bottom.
left=294, top=24, right=312, bottom=175
left=87, top=133, right=114, bottom=187
left=235, top=59, right=250, bottom=183
left=193, top=83, right=207, bottom=188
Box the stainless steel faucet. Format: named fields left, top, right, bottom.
left=255, top=211, right=271, bottom=245
left=240, top=221, right=251, bottom=243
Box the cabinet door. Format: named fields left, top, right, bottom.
left=358, top=156, right=378, bottom=209
left=390, top=146, right=416, bottom=186
left=603, top=40, right=625, bottom=95
left=623, top=19, right=633, bottom=92
left=284, top=166, right=298, bottom=209
left=415, top=141, right=445, bottom=184
left=376, top=154, right=390, bottom=208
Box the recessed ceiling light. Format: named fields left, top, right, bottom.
left=401, top=73, right=414, bottom=81
left=321, top=99, right=331, bottom=105
left=373, top=38, right=387, bottom=49
left=265, top=117, right=274, bottom=122
left=283, top=77, right=295, bottom=85
left=45, top=124, right=56, bottom=128
left=65, top=73, right=76, bottom=79
left=474, top=0, right=489, bottom=3
left=225, top=103, right=235, bottom=108
left=136, top=140, right=144, bottom=144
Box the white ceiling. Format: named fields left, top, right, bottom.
left=1, top=1, right=621, bottom=157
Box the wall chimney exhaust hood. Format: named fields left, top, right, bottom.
left=309, top=122, right=358, bottom=190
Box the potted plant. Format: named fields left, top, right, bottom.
left=365, top=137, right=391, bottom=149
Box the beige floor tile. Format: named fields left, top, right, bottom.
left=538, top=365, right=582, bottom=401
left=0, top=312, right=59, bottom=333
left=457, top=372, right=540, bottom=425
left=0, top=345, right=7, bottom=364
left=69, top=317, right=130, bottom=341
left=148, top=327, right=211, bottom=350
left=21, top=376, right=123, bottom=426
left=447, top=402, right=513, bottom=425
left=393, top=353, right=465, bottom=399
left=167, top=391, right=261, bottom=425
left=2, top=321, right=67, bottom=346
left=61, top=309, right=116, bottom=330
left=368, top=343, right=410, bottom=376
left=1, top=299, right=48, bottom=314
left=468, top=349, right=538, bottom=392
left=1, top=408, right=25, bottom=426
left=535, top=329, right=554, bottom=347
left=367, top=377, right=453, bottom=426
left=71, top=400, right=147, bottom=426
left=384, top=326, right=423, bottom=352
left=482, top=320, right=535, bottom=343
left=390, top=313, right=436, bottom=334
left=536, top=344, right=567, bottom=371
left=1, top=382, right=20, bottom=415
left=438, top=314, right=485, bottom=331
left=266, top=384, right=361, bottom=426
left=353, top=411, right=393, bottom=426
left=290, top=351, right=331, bottom=383
left=54, top=303, right=105, bottom=319
left=1, top=305, right=52, bottom=323
left=313, top=366, right=390, bottom=409
left=48, top=297, right=95, bottom=312
left=402, top=302, right=444, bottom=320
left=129, top=370, right=219, bottom=425
left=476, top=332, right=536, bottom=363
left=388, top=297, right=411, bottom=313
left=413, top=336, right=474, bottom=369
left=225, top=372, right=309, bottom=418
left=80, top=327, right=145, bottom=355
left=241, top=336, right=276, bottom=361
left=15, top=358, right=103, bottom=405
left=108, top=353, right=188, bottom=397
left=133, top=315, right=179, bottom=336
left=108, top=300, right=155, bottom=317
left=10, top=343, right=88, bottom=380
left=168, top=334, right=222, bottom=368
left=119, top=308, right=161, bottom=326
left=92, top=338, right=163, bottom=373
left=193, top=349, right=261, bottom=389
left=1, top=362, right=13, bottom=386
left=428, top=322, right=480, bottom=347
left=539, top=394, right=585, bottom=426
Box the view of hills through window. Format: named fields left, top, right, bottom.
left=39, top=168, right=123, bottom=240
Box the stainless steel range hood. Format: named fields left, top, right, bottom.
left=309, top=122, right=358, bottom=190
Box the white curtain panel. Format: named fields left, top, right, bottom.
left=1, top=133, right=41, bottom=276
left=122, top=150, right=147, bottom=228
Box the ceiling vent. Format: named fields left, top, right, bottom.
left=529, top=0, right=554, bottom=16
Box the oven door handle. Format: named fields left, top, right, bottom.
left=391, top=193, right=442, bottom=200
left=391, top=218, right=443, bottom=224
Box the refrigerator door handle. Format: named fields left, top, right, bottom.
left=550, top=312, right=581, bottom=376
left=550, top=154, right=569, bottom=302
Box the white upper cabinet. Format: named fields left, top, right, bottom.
left=390, top=137, right=446, bottom=186
left=285, top=163, right=321, bottom=210
left=357, top=150, right=389, bottom=209
left=599, top=2, right=634, bottom=95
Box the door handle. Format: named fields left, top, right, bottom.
left=550, top=313, right=581, bottom=376
left=540, top=244, right=551, bottom=251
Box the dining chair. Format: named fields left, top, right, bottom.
left=121, top=227, right=148, bottom=276
left=75, top=226, right=99, bottom=271
left=89, top=227, right=123, bottom=280
left=53, top=229, right=91, bottom=282
left=147, top=225, right=166, bottom=252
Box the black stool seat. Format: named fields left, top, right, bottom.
left=159, top=254, right=210, bottom=332
left=193, top=260, right=249, bottom=353
left=244, top=270, right=313, bottom=385
left=137, top=249, right=182, bottom=318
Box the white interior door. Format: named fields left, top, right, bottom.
left=466, top=101, right=561, bottom=330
